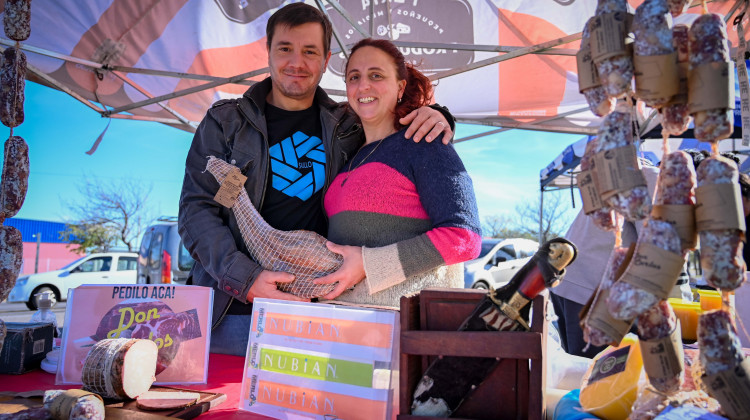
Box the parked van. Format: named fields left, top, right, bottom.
left=137, top=217, right=195, bottom=284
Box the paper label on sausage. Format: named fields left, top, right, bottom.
left=214, top=167, right=247, bottom=208
left=593, top=145, right=647, bottom=200
left=651, top=204, right=698, bottom=250
left=620, top=242, right=686, bottom=299
left=688, top=61, right=736, bottom=114
left=590, top=12, right=632, bottom=63
left=634, top=52, right=679, bottom=101
left=666, top=62, right=689, bottom=106
left=703, top=358, right=750, bottom=420
left=640, top=323, right=685, bottom=382
left=577, top=39, right=601, bottom=92
left=578, top=169, right=605, bottom=213
left=696, top=183, right=746, bottom=232
left=585, top=287, right=634, bottom=344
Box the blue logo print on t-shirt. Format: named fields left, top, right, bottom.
left=269, top=131, right=326, bottom=201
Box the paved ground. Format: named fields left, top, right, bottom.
left=0, top=301, right=67, bottom=326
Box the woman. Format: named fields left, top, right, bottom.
left=314, top=38, right=482, bottom=308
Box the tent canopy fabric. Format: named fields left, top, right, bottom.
left=4, top=0, right=747, bottom=136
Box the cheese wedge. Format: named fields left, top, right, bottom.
left=580, top=335, right=643, bottom=420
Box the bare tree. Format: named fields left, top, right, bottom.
left=481, top=214, right=529, bottom=239
left=61, top=177, right=154, bottom=253
left=514, top=192, right=574, bottom=243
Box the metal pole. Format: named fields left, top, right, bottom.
left=35, top=232, right=41, bottom=273
left=539, top=191, right=544, bottom=244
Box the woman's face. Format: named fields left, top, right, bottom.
left=345, top=46, right=406, bottom=128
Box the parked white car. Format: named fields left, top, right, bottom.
left=464, top=238, right=539, bottom=290
left=7, top=251, right=138, bottom=310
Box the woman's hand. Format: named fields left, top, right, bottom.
left=314, top=241, right=366, bottom=300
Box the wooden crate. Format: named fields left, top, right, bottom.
left=399, top=288, right=548, bottom=420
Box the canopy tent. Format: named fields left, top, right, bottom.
left=3, top=0, right=747, bottom=138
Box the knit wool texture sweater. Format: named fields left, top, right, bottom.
left=324, top=129, right=482, bottom=309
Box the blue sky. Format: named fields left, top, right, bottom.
left=2, top=81, right=581, bottom=232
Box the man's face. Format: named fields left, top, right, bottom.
left=267, top=22, right=331, bottom=110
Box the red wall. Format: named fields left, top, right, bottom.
left=20, top=242, right=81, bottom=275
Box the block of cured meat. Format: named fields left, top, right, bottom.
left=136, top=391, right=200, bottom=410
left=44, top=389, right=105, bottom=420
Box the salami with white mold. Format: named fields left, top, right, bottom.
left=633, top=0, right=675, bottom=108
left=582, top=246, right=631, bottom=347
left=688, top=14, right=734, bottom=143
left=580, top=137, right=619, bottom=231
left=661, top=25, right=692, bottom=136
left=3, top=0, right=31, bottom=41
left=594, top=110, right=652, bottom=221
left=651, top=150, right=697, bottom=252
left=0, top=225, right=23, bottom=303
left=1, top=135, right=29, bottom=221
left=593, top=0, right=634, bottom=98
left=636, top=300, right=684, bottom=394
left=696, top=156, right=745, bottom=291
left=0, top=47, right=25, bottom=128
left=580, top=18, right=616, bottom=117
left=607, top=219, right=684, bottom=320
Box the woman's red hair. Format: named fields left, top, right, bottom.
left=345, top=38, right=433, bottom=130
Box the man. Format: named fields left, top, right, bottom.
left=178, top=3, right=454, bottom=355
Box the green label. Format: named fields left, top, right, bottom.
left=259, top=348, right=374, bottom=387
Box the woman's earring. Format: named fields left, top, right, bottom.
left=398, top=97, right=402, bottom=103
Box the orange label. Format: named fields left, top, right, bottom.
left=253, top=379, right=388, bottom=418
left=252, top=312, right=393, bottom=348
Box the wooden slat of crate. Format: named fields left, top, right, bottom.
left=399, top=288, right=548, bottom=420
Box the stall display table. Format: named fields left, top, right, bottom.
left=0, top=352, right=274, bottom=419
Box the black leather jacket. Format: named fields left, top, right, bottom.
left=178, top=78, right=363, bottom=328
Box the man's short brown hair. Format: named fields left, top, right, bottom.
left=266, top=3, right=333, bottom=55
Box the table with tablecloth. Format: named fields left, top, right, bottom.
left=0, top=352, right=274, bottom=419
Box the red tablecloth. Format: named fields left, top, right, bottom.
left=0, top=353, right=274, bottom=419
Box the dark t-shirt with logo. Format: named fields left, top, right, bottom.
left=228, top=102, right=328, bottom=315
left=261, top=102, right=328, bottom=236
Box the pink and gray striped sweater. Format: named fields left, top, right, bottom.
left=324, top=129, right=482, bottom=308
